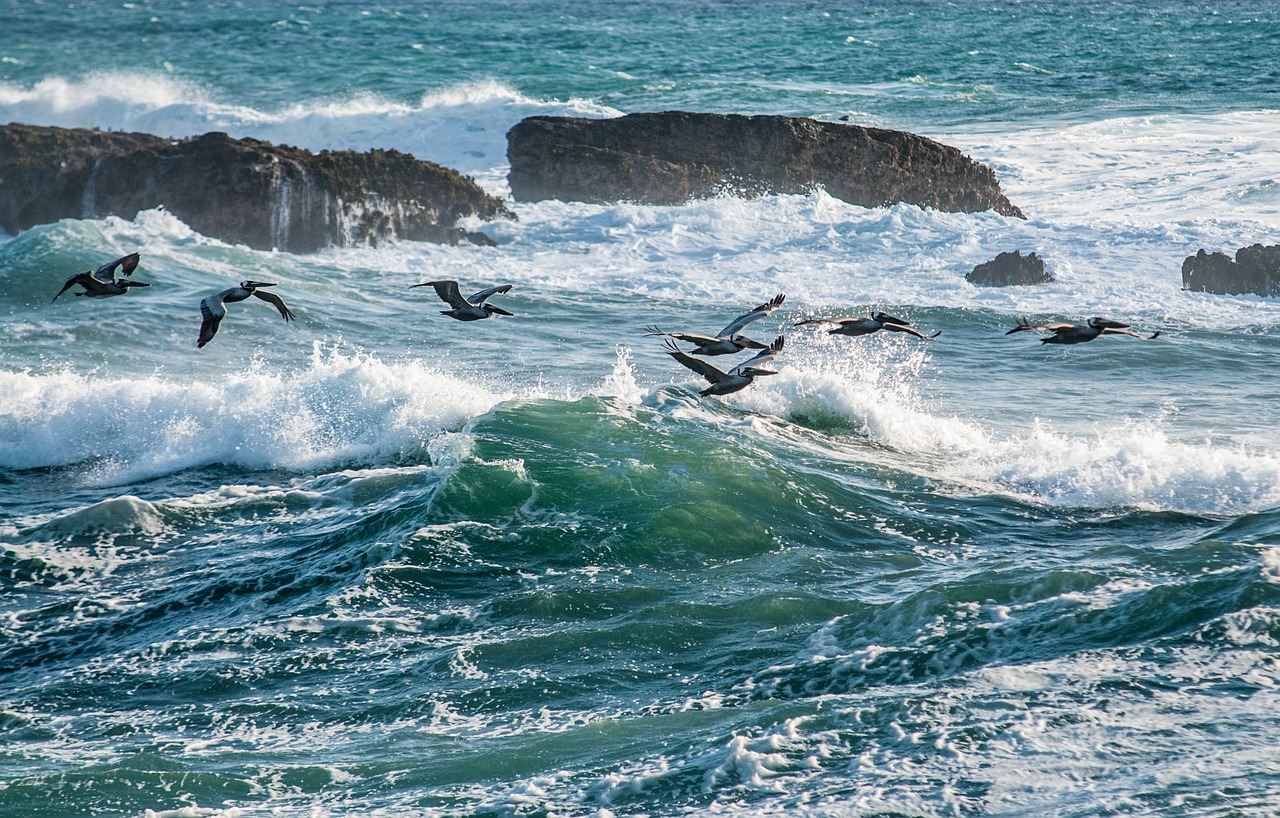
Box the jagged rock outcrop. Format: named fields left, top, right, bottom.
left=507, top=112, right=1025, bottom=217
left=1182, top=245, right=1280, bottom=297
left=0, top=123, right=513, bottom=251
left=966, top=250, right=1052, bottom=287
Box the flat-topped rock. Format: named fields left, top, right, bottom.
left=507, top=111, right=1025, bottom=217
left=0, top=123, right=513, bottom=251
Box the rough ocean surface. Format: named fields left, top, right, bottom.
left=2, top=2, right=1279, bottom=817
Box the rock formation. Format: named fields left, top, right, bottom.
left=0, top=123, right=513, bottom=252
left=966, top=250, right=1052, bottom=287
left=1182, top=245, right=1279, bottom=297
left=507, top=112, right=1025, bottom=218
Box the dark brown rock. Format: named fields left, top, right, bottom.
left=0, top=123, right=513, bottom=252
left=1182, top=245, right=1280, bottom=296
left=966, top=250, right=1052, bottom=287
left=507, top=111, right=1025, bottom=217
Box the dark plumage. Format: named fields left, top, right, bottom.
left=52, top=252, right=148, bottom=301
left=198, top=280, right=295, bottom=348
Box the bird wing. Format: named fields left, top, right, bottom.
left=197, top=293, right=227, bottom=348
left=882, top=322, right=940, bottom=340
left=468, top=283, right=513, bottom=304
left=253, top=288, right=295, bottom=322
left=1101, top=327, right=1161, bottom=340
left=795, top=316, right=860, bottom=327
left=662, top=339, right=730, bottom=384
left=731, top=335, right=784, bottom=375
left=95, top=252, right=140, bottom=280
left=716, top=293, right=786, bottom=337
left=647, top=328, right=721, bottom=345
left=1006, top=318, right=1076, bottom=335
left=52, top=272, right=93, bottom=301
left=411, top=280, right=467, bottom=308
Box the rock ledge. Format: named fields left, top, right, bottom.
left=0, top=123, right=513, bottom=251
left=507, top=111, right=1024, bottom=217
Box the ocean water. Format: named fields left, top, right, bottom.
left=2, top=1, right=1280, bottom=816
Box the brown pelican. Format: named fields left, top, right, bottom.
left=644, top=293, right=786, bottom=355
left=795, top=311, right=939, bottom=340
left=51, top=252, right=147, bottom=301
left=663, top=335, right=784, bottom=397
left=1006, top=317, right=1160, bottom=344
left=197, top=281, right=295, bottom=348
left=411, top=280, right=513, bottom=321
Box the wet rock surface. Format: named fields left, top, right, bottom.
left=0, top=123, right=512, bottom=251
left=507, top=111, right=1025, bottom=217
left=1182, top=244, right=1280, bottom=297
left=966, top=250, right=1052, bottom=287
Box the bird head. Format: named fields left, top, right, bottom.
left=242, top=280, right=277, bottom=290
left=1088, top=317, right=1129, bottom=329
left=484, top=304, right=515, bottom=317
left=872, top=312, right=910, bottom=327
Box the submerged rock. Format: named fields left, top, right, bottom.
left=0, top=123, right=513, bottom=251
left=1182, top=245, right=1280, bottom=297
left=966, top=250, right=1052, bottom=287
left=507, top=111, right=1025, bottom=217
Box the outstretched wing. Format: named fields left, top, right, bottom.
left=253, top=288, right=295, bottom=322
left=644, top=326, right=721, bottom=345
left=411, top=280, right=468, bottom=308
left=662, top=338, right=730, bottom=385
left=1006, top=318, right=1075, bottom=335
left=197, top=294, right=226, bottom=348
left=716, top=293, right=786, bottom=337
left=468, top=283, right=513, bottom=304
left=94, top=252, right=140, bottom=280
left=52, top=272, right=93, bottom=302
left=1101, top=327, right=1161, bottom=341
left=882, top=322, right=940, bottom=340
left=731, top=335, right=784, bottom=375
left=795, top=316, right=861, bottom=327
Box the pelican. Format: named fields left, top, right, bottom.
left=663, top=335, right=784, bottom=397
left=51, top=252, right=148, bottom=301
left=794, top=311, right=939, bottom=340
left=644, top=293, right=786, bottom=355
left=1006, top=317, right=1160, bottom=344
left=411, top=279, right=513, bottom=321
left=197, top=281, right=295, bottom=348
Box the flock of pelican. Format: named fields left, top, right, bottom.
left=52, top=252, right=1162, bottom=396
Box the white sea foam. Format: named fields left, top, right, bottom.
left=0, top=344, right=508, bottom=484
left=485, top=190, right=1280, bottom=330
left=942, top=109, right=1280, bottom=227
left=735, top=340, right=1280, bottom=515
left=0, top=72, right=619, bottom=184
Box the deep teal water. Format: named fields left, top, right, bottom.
left=2, top=2, right=1280, bottom=816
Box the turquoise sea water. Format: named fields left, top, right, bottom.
left=2, top=2, right=1280, bottom=816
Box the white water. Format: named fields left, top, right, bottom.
left=2, top=74, right=1278, bottom=514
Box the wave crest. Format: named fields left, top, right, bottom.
left=0, top=344, right=508, bottom=484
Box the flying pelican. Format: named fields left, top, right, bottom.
left=1006, top=317, right=1160, bottom=344
left=794, top=311, right=940, bottom=340
left=197, top=281, right=295, bottom=348
left=663, top=335, right=784, bottom=397
left=51, top=252, right=147, bottom=301
left=644, top=293, right=786, bottom=355
left=411, top=279, right=514, bottom=321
